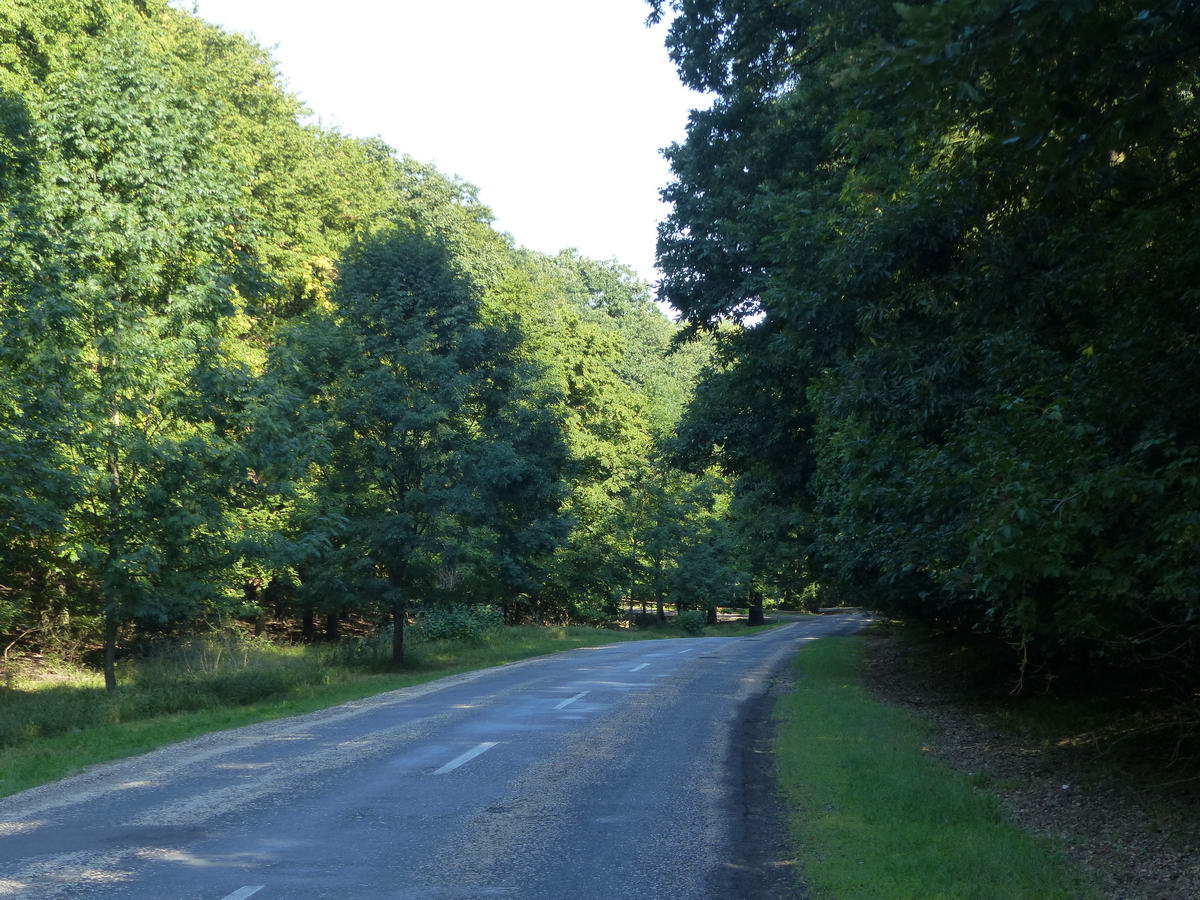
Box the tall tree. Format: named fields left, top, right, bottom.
left=282, top=221, right=568, bottom=664
left=651, top=0, right=1200, bottom=682
left=0, top=18, right=244, bottom=688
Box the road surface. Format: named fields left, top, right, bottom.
left=0, top=613, right=862, bottom=899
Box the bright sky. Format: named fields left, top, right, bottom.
left=185, top=0, right=702, bottom=290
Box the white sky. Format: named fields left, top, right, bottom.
left=185, top=0, right=702, bottom=290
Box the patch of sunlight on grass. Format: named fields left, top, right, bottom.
left=775, top=637, right=1098, bottom=900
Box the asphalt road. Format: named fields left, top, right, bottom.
left=0, top=613, right=862, bottom=900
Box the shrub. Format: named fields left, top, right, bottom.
left=571, top=603, right=618, bottom=627
left=677, top=610, right=706, bottom=635
left=411, top=604, right=503, bottom=645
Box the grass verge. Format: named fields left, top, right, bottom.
left=775, top=636, right=1098, bottom=899
left=0, top=620, right=767, bottom=799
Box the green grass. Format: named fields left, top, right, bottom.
left=775, top=636, right=1098, bottom=900
left=0, top=620, right=766, bottom=798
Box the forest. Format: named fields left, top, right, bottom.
left=651, top=0, right=1200, bottom=703
left=0, top=0, right=786, bottom=693
left=2, top=4, right=1197, bottom=896
left=2, top=0, right=1199, bottom=714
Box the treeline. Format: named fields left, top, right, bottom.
left=0, top=1, right=791, bottom=689
left=653, top=0, right=1200, bottom=691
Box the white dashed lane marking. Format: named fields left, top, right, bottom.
left=554, top=691, right=589, bottom=710
left=433, top=742, right=499, bottom=775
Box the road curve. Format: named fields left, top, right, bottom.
left=0, top=613, right=862, bottom=899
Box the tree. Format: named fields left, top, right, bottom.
left=0, top=0, right=735, bottom=675
left=650, top=0, right=1200, bottom=684
left=281, top=220, right=569, bottom=664
left=0, top=18, right=246, bottom=688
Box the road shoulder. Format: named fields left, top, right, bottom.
left=708, top=663, right=806, bottom=899
left=864, top=626, right=1200, bottom=899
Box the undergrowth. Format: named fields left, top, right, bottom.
left=879, top=620, right=1200, bottom=768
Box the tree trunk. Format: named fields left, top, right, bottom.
left=103, top=604, right=118, bottom=692
left=266, top=577, right=286, bottom=620
left=301, top=608, right=315, bottom=642
left=324, top=609, right=340, bottom=642
left=388, top=564, right=409, bottom=666
left=392, top=596, right=406, bottom=666
left=748, top=591, right=766, bottom=626
left=245, top=579, right=264, bottom=635
left=104, top=400, right=121, bottom=693
left=706, top=605, right=718, bottom=626
left=654, top=552, right=665, bottom=624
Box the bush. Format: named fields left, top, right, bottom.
left=677, top=610, right=706, bottom=635
left=570, top=603, right=619, bottom=627
left=0, top=633, right=344, bottom=750
left=132, top=633, right=283, bottom=681
left=206, top=667, right=315, bottom=705
left=411, top=604, right=503, bottom=645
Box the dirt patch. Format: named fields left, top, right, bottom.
left=862, top=627, right=1200, bottom=899
left=710, top=667, right=807, bottom=899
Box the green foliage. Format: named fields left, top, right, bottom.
left=676, top=609, right=706, bottom=635
left=412, top=605, right=504, bottom=645
left=318, top=629, right=395, bottom=668
left=653, top=0, right=1200, bottom=687
left=0, top=0, right=725, bottom=682
left=0, top=12, right=252, bottom=686
left=271, top=218, right=573, bottom=663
